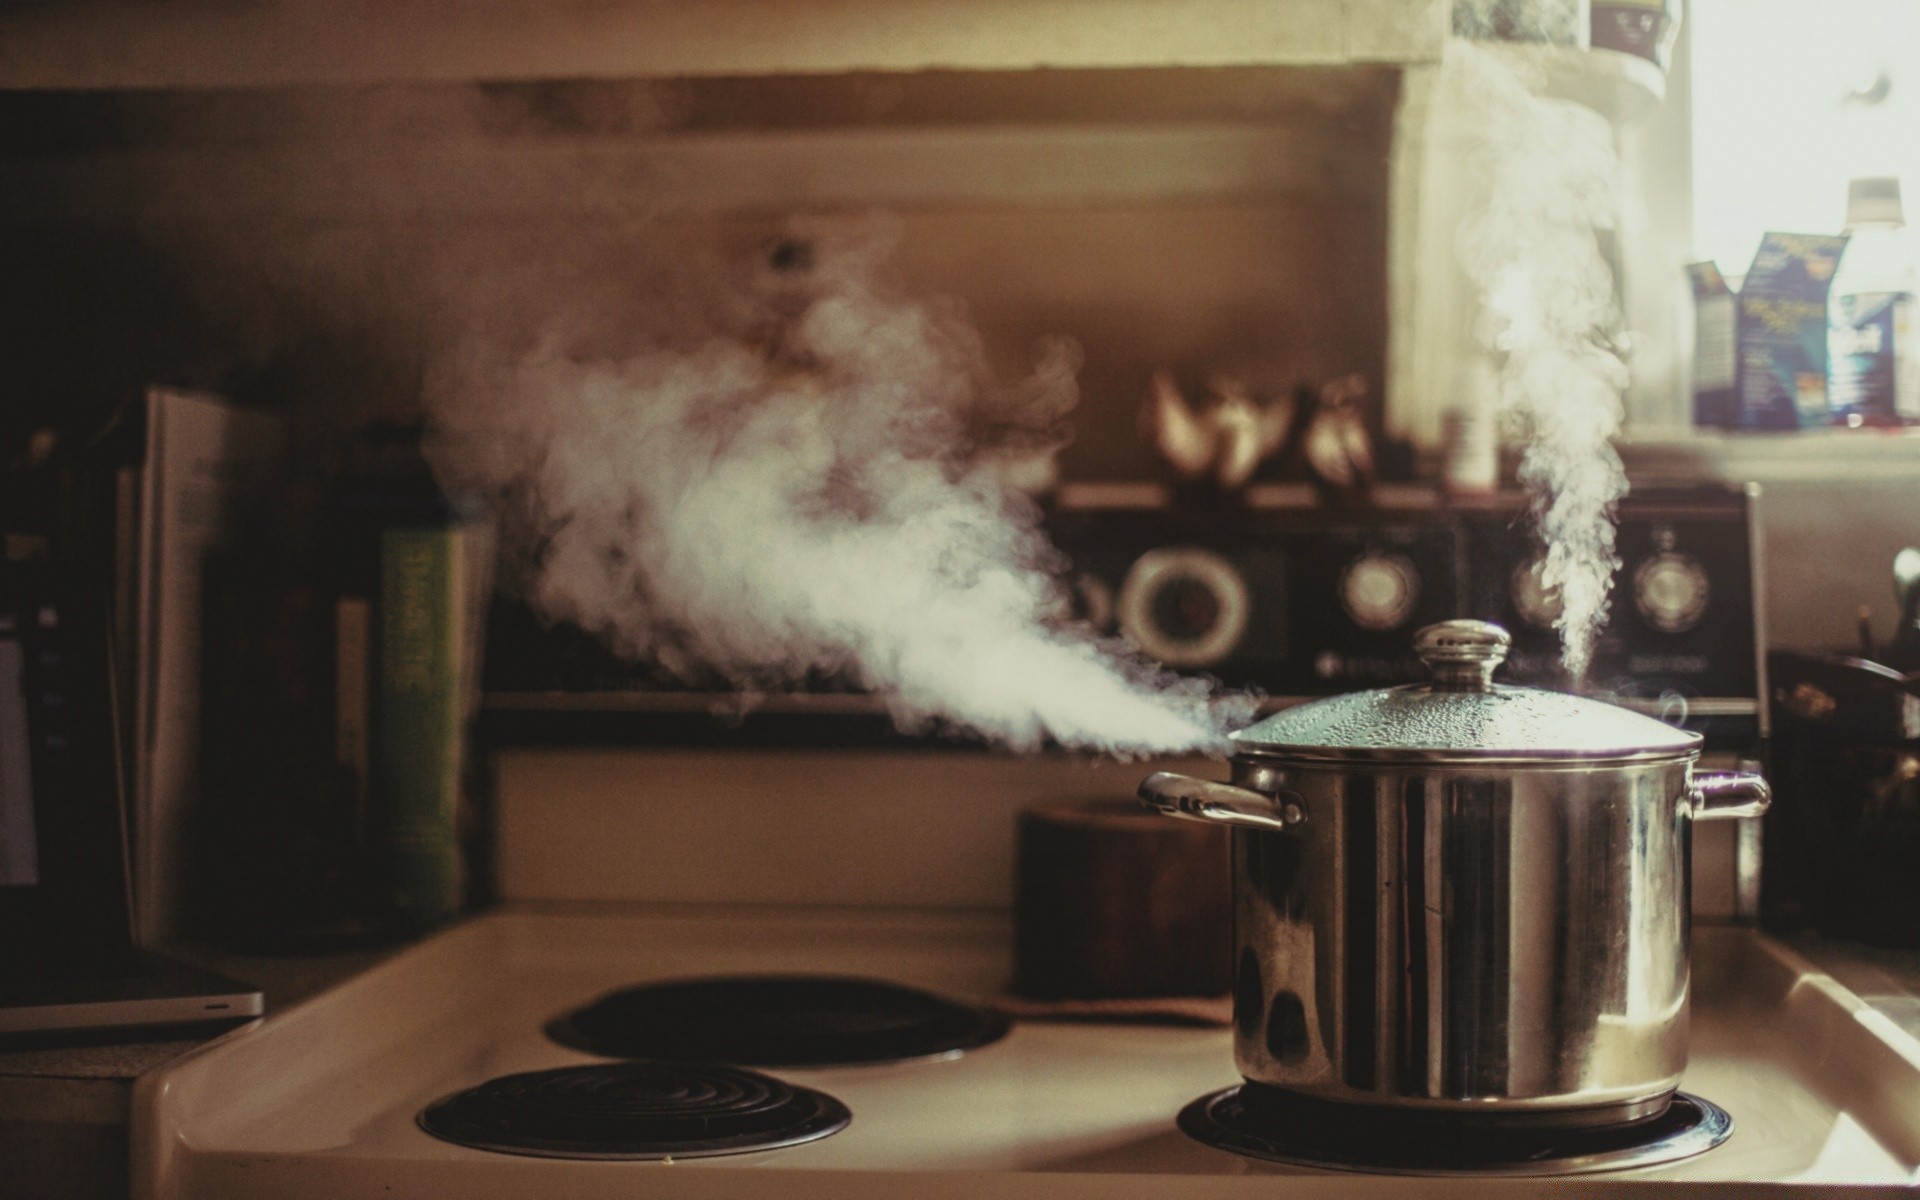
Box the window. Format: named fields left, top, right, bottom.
left=1691, top=0, right=1920, bottom=277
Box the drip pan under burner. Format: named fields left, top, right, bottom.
left=548, top=974, right=1011, bottom=1068
left=1179, top=1085, right=1733, bottom=1176
left=418, top=1062, right=850, bottom=1160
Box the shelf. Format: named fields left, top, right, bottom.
left=0, top=0, right=1447, bottom=92
left=1616, top=428, right=1920, bottom=484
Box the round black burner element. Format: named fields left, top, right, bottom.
left=1178, top=1086, right=1733, bottom=1176
left=417, top=1062, right=850, bottom=1160
left=547, top=974, right=1011, bottom=1068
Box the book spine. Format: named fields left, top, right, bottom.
left=112, top=465, right=140, bottom=748
left=0, top=604, right=37, bottom=888
left=376, top=527, right=465, bottom=933
left=334, top=596, right=373, bottom=846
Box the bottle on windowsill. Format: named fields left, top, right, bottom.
left=1828, top=176, right=1920, bottom=427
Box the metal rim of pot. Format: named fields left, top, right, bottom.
left=1143, top=619, right=1770, bottom=834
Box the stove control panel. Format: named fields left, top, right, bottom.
left=1115, top=547, right=1252, bottom=669
left=1339, top=551, right=1420, bottom=633
left=481, top=486, right=1762, bottom=745
left=1047, top=485, right=1763, bottom=738
left=1633, top=550, right=1712, bottom=634
left=1044, top=502, right=1462, bottom=693
left=1509, top=555, right=1563, bottom=632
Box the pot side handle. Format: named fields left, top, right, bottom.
left=1688, top=770, right=1772, bottom=821
left=1138, top=772, right=1305, bottom=834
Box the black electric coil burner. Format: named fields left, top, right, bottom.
left=1178, top=1085, right=1734, bottom=1176
left=416, top=1062, right=850, bottom=1160
left=547, top=974, right=1011, bottom=1068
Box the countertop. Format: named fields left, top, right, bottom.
left=0, top=944, right=395, bottom=1091
left=0, top=942, right=395, bottom=1200
left=5, top=922, right=1919, bottom=1200
left=1790, top=935, right=1920, bottom=1042
left=7, top=927, right=1920, bottom=1098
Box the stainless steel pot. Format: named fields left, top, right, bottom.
left=1140, top=619, right=1769, bottom=1126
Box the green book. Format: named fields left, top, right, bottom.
left=377, top=525, right=467, bottom=934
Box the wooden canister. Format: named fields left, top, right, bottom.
left=1013, top=799, right=1231, bottom=1000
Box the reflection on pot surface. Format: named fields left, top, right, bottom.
left=1227, top=757, right=1690, bottom=1121
left=1142, top=620, right=1769, bottom=1124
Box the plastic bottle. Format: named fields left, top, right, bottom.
left=1828, top=176, right=1920, bottom=426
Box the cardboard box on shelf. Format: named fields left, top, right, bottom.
left=1735, top=233, right=1847, bottom=430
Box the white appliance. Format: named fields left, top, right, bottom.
left=134, top=907, right=1920, bottom=1196
left=132, top=750, right=1920, bottom=1197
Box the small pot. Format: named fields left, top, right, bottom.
left=1140, top=619, right=1769, bottom=1126
left=1013, top=800, right=1231, bottom=1001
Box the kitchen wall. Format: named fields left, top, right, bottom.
left=493, top=747, right=1213, bottom=909
left=0, top=69, right=1393, bottom=486
left=3, top=64, right=1913, bottom=652
left=488, top=744, right=1759, bottom=921
left=1622, top=435, right=1920, bottom=654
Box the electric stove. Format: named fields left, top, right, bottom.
left=547, top=973, right=1010, bottom=1067
left=134, top=906, right=1920, bottom=1198
left=1178, top=1083, right=1733, bottom=1175
left=417, top=1060, right=852, bottom=1159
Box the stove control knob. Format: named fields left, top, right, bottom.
left=1118, top=547, right=1251, bottom=668
left=1633, top=552, right=1710, bottom=633
left=1341, top=552, right=1419, bottom=632
left=1510, top=556, right=1564, bottom=631
left=1068, top=572, right=1116, bottom=633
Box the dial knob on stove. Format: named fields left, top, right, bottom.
left=1510, top=556, right=1564, bottom=631
left=1340, top=552, right=1419, bottom=632
left=1633, top=551, right=1710, bottom=633
left=1068, top=572, right=1116, bottom=633
left=1117, top=547, right=1251, bottom=668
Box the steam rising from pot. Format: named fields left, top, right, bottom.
left=1440, top=36, right=1630, bottom=680
left=428, top=227, right=1252, bottom=755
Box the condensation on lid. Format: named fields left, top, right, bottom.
left=1230, top=682, right=1702, bottom=762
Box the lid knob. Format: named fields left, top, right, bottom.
left=1413, top=619, right=1512, bottom=691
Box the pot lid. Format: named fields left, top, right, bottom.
left=1231, top=620, right=1701, bottom=763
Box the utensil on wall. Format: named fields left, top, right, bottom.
left=1297, top=372, right=1376, bottom=500
left=1141, top=372, right=1293, bottom=491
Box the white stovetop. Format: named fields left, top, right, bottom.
left=133, top=906, right=1920, bottom=1199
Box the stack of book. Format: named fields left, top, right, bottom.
left=2, top=392, right=491, bottom=954
left=315, top=424, right=494, bottom=939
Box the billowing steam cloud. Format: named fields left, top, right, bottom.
left=428, top=226, right=1251, bottom=754
left=1441, top=38, right=1630, bottom=679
